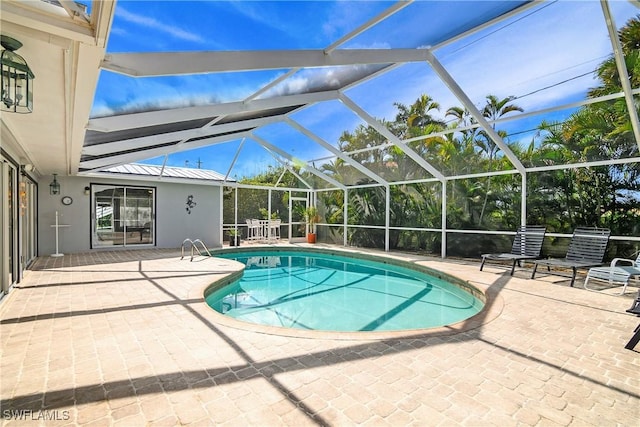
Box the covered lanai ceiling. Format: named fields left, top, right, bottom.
left=0, top=0, right=115, bottom=176
left=3, top=1, right=639, bottom=184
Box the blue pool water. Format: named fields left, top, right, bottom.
left=205, top=251, right=483, bottom=332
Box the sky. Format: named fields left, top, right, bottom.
left=90, top=0, right=639, bottom=180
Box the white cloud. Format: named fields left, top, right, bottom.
left=117, top=6, right=205, bottom=43
left=261, top=65, right=387, bottom=98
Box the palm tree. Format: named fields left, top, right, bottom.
left=477, top=95, right=523, bottom=160
left=475, top=95, right=523, bottom=225
left=393, top=94, right=445, bottom=139
left=589, top=15, right=640, bottom=98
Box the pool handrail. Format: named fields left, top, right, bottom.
left=181, top=238, right=211, bottom=261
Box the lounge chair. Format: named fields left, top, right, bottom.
left=530, top=227, right=611, bottom=287
left=480, top=225, right=546, bottom=275
left=584, top=254, right=640, bottom=295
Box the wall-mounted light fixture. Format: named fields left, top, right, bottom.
left=84, top=186, right=90, bottom=196
left=1, top=35, right=34, bottom=114
left=49, top=174, right=60, bottom=195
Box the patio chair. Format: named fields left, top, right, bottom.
left=268, top=219, right=281, bottom=241
left=480, top=225, right=546, bottom=275
left=246, top=219, right=261, bottom=241
left=530, top=227, right=611, bottom=287
left=584, top=253, right=640, bottom=295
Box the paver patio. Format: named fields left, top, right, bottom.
left=1, top=246, right=638, bottom=426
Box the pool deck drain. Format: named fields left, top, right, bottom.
left=1, top=245, right=638, bottom=426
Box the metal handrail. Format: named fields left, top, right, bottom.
left=180, top=238, right=194, bottom=260
left=191, top=239, right=211, bottom=260
left=180, top=238, right=211, bottom=261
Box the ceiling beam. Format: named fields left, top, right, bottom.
left=79, top=131, right=253, bottom=171
left=0, top=0, right=95, bottom=44
left=339, top=93, right=446, bottom=182
left=101, top=48, right=431, bottom=77
left=324, top=1, right=413, bottom=53
left=600, top=0, right=640, bottom=152
left=262, top=147, right=314, bottom=189
left=0, top=20, right=73, bottom=49
left=251, top=134, right=345, bottom=190
left=285, top=117, right=388, bottom=186
left=87, top=90, right=339, bottom=132
left=220, top=1, right=410, bottom=110
left=432, top=1, right=541, bottom=51
left=82, top=115, right=283, bottom=156
left=58, top=0, right=90, bottom=23
left=425, top=50, right=526, bottom=174
left=91, top=0, right=117, bottom=48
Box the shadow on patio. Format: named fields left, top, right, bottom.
left=1, top=248, right=638, bottom=425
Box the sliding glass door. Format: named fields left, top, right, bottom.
left=91, top=185, right=155, bottom=248
left=20, top=178, right=37, bottom=271
left=1, top=159, right=18, bottom=292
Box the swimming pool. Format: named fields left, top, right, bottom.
left=205, top=249, right=484, bottom=333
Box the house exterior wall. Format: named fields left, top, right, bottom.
left=38, top=175, right=223, bottom=256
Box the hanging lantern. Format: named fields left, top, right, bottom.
left=1, top=35, right=34, bottom=114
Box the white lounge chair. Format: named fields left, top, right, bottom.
left=584, top=254, right=640, bottom=295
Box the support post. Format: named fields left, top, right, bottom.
left=344, top=189, right=348, bottom=247
left=521, top=173, right=527, bottom=227
left=441, top=180, right=447, bottom=258
left=385, top=185, right=390, bottom=252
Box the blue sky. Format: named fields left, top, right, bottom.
left=91, top=0, right=639, bottom=179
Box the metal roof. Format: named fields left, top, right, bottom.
left=98, top=163, right=230, bottom=182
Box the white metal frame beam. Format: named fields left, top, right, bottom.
left=257, top=146, right=314, bottom=190
left=223, top=138, right=245, bottom=183
left=339, top=93, right=446, bottom=182
left=305, top=90, right=639, bottom=167
left=325, top=1, right=413, bottom=53
left=101, top=48, right=432, bottom=77
left=87, top=90, right=339, bottom=132
left=79, top=131, right=253, bottom=172
left=600, top=0, right=640, bottom=152
left=82, top=115, right=283, bottom=157
left=284, top=117, right=389, bottom=186
left=250, top=134, right=345, bottom=190
left=425, top=50, right=526, bottom=175
left=241, top=0, right=410, bottom=105
left=432, top=0, right=542, bottom=51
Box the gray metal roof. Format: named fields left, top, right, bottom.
left=100, top=163, right=231, bottom=182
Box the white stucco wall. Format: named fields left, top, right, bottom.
left=38, top=175, right=223, bottom=255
